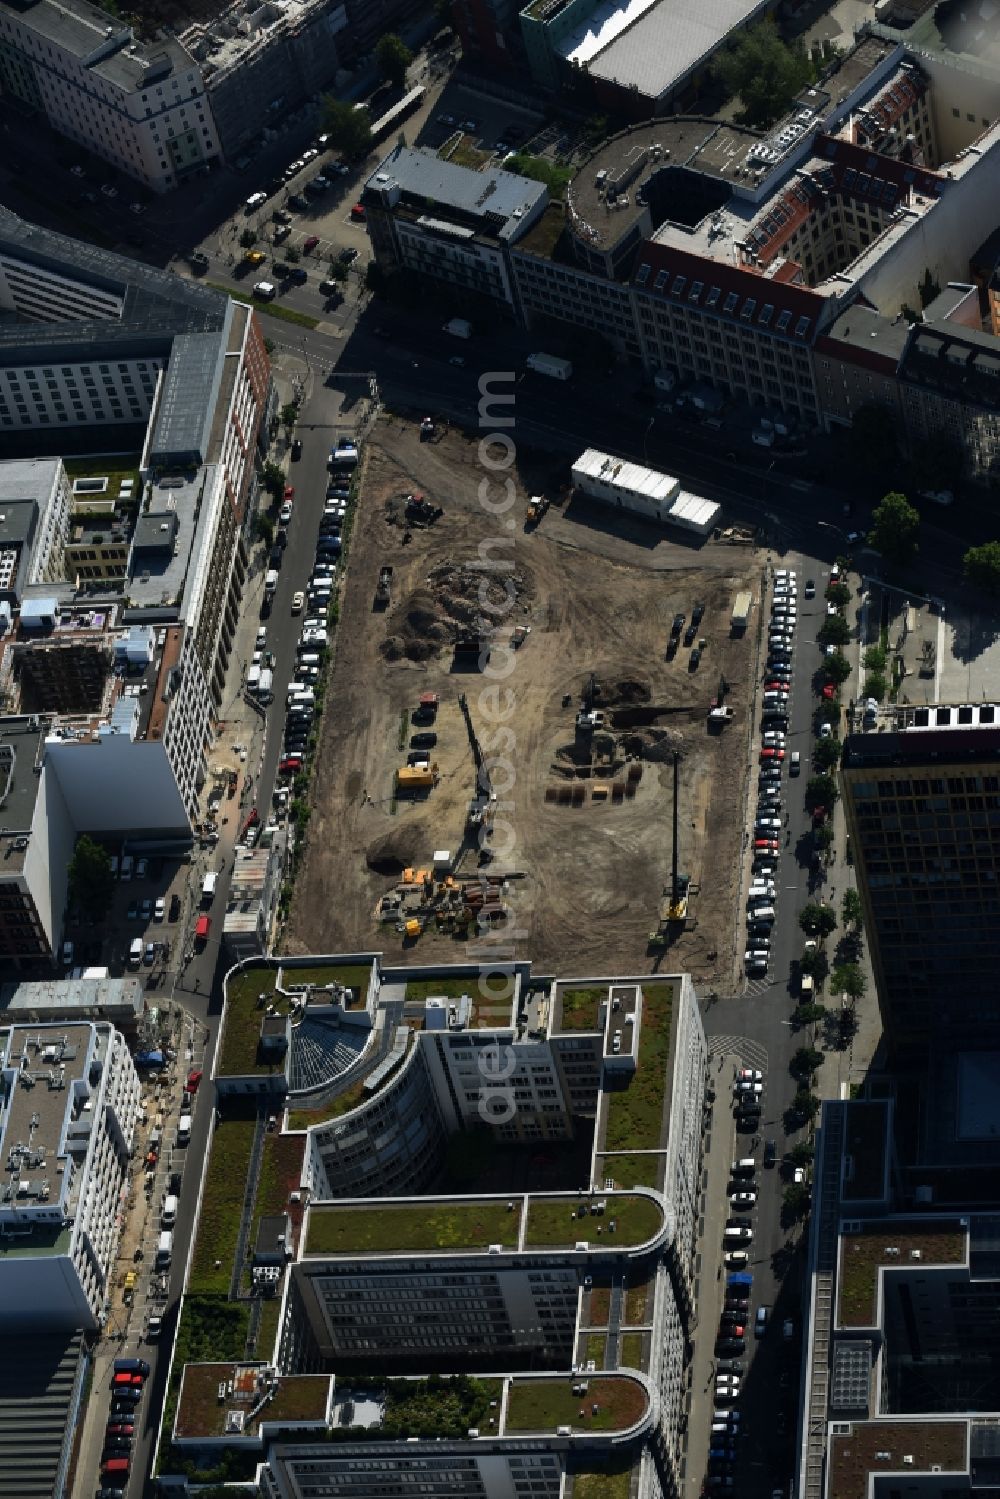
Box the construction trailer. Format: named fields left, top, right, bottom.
left=571, top=448, right=721, bottom=536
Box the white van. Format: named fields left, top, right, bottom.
left=264, top=569, right=279, bottom=596
left=247, top=665, right=261, bottom=695
left=161, top=1194, right=178, bottom=1228
left=731, top=1158, right=756, bottom=1177
left=748, top=904, right=776, bottom=922
left=724, top=1226, right=753, bottom=1242
left=155, top=1230, right=173, bottom=1268
left=128, top=938, right=143, bottom=968
left=177, top=1114, right=192, bottom=1146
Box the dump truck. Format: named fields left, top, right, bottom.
left=708, top=705, right=734, bottom=728
left=375, top=565, right=393, bottom=608
left=526, top=352, right=572, bottom=380
left=731, top=591, right=752, bottom=633
left=405, top=492, right=443, bottom=525
left=526, top=495, right=549, bottom=526
left=443, top=318, right=472, bottom=339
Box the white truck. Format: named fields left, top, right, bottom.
left=201, top=871, right=218, bottom=906
left=257, top=667, right=274, bottom=705
left=443, top=318, right=472, bottom=339
left=526, top=352, right=572, bottom=381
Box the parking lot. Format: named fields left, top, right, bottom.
left=62, top=851, right=193, bottom=984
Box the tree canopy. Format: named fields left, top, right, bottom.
left=830, top=963, right=867, bottom=1002
left=322, top=98, right=373, bottom=159
left=799, top=902, right=837, bottom=938
left=812, top=736, right=842, bottom=772
left=819, top=614, right=851, bottom=646
left=869, top=490, right=920, bottom=564
left=713, top=21, right=814, bottom=128
left=375, top=33, right=412, bottom=88
left=963, top=541, right=1000, bottom=595
left=68, top=835, right=115, bottom=922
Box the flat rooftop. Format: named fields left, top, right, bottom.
left=505, top=1375, right=650, bottom=1436
left=828, top=1420, right=967, bottom=1499
left=595, top=978, right=678, bottom=1156
left=303, top=1191, right=667, bottom=1258
left=582, top=0, right=769, bottom=101
left=365, top=145, right=547, bottom=242
left=174, top=1362, right=332, bottom=1442
left=837, top=1220, right=968, bottom=1328
left=0, top=976, right=143, bottom=1023
left=844, top=703, right=1000, bottom=763
left=841, top=1100, right=890, bottom=1203
left=0, top=1023, right=97, bottom=1230
left=0, top=716, right=46, bottom=874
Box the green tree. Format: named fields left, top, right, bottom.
left=791, top=1089, right=820, bottom=1123
left=789, top=1140, right=815, bottom=1165
left=805, top=773, right=839, bottom=812
left=963, top=541, right=1000, bottom=595
left=261, top=461, right=284, bottom=500
left=826, top=580, right=851, bottom=609
left=821, top=651, right=851, bottom=687
left=863, top=672, right=887, bottom=701
left=713, top=20, right=814, bottom=128
left=830, top=963, right=867, bottom=1002
left=279, top=402, right=298, bottom=433
left=791, top=1046, right=823, bottom=1079
left=817, top=700, right=842, bottom=730
left=793, top=1002, right=827, bottom=1027
left=68, top=835, right=115, bottom=921
left=239, top=227, right=257, bottom=249
left=819, top=613, right=851, bottom=646
left=863, top=644, right=887, bottom=673
left=783, top=1183, right=812, bottom=1219
left=815, top=821, right=835, bottom=852
left=800, top=947, right=829, bottom=982
left=812, top=736, right=841, bottom=772
left=323, top=98, right=374, bottom=159
left=285, top=245, right=301, bottom=263
left=505, top=154, right=573, bottom=199
left=254, top=512, right=274, bottom=548
left=375, top=33, right=412, bottom=88
left=869, top=490, right=920, bottom=564
left=842, top=888, right=863, bottom=930
left=799, top=902, right=837, bottom=939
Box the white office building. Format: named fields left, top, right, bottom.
left=0, top=0, right=220, bottom=193
left=0, top=1020, right=141, bottom=1329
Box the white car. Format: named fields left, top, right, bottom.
left=775, top=570, right=797, bottom=584
left=291, top=591, right=305, bottom=613
left=793, top=1166, right=806, bottom=1185
left=730, top=1190, right=757, bottom=1206
left=762, top=732, right=786, bottom=745
left=819, top=722, right=833, bottom=738
left=725, top=1250, right=750, bottom=1268
left=734, top=1080, right=763, bottom=1095
left=737, top=1068, right=763, bottom=1082
left=790, top=751, right=801, bottom=775
left=256, top=626, right=267, bottom=648
left=245, top=191, right=267, bottom=210
left=279, top=500, right=293, bottom=524
left=301, top=627, right=328, bottom=646
left=253, top=280, right=276, bottom=299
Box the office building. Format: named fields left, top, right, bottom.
left=0, top=460, right=69, bottom=604
left=842, top=701, right=1000, bottom=1061
left=174, top=962, right=708, bottom=1498
left=0, top=1020, right=141, bottom=1329
left=0, top=0, right=221, bottom=193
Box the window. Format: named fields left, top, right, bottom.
left=741, top=298, right=756, bottom=321
left=671, top=275, right=686, bottom=295
left=690, top=279, right=703, bottom=302
left=723, top=292, right=739, bottom=313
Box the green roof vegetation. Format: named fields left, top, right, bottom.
left=625, top=1275, right=653, bottom=1324
left=438, top=135, right=493, bottom=169
left=286, top=1077, right=368, bottom=1132
left=402, top=973, right=514, bottom=1028
left=583, top=1332, right=606, bottom=1365
left=603, top=983, right=675, bottom=1152
left=597, top=1152, right=666, bottom=1192
left=525, top=1194, right=662, bottom=1250
left=382, top=1376, right=504, bottom=1440
left=557, top=986, right=604, bottom=1032
left=838, top=1223, right=967, bottom=1327
left=281, top=963, right=372, bottom=1000
left=403, top=975, right=495, bottom=1002
left=829, top=1420, right=966, bottom=1499
left=572, top=1464, right=635, bottom=1499
left=254, top=1297, right=283, bottom=1363
left=305, top=1199, right=522, bottom=1256
left=189, top=1119, right=258, bottom=1295
left=159, top=1296, right=250, bottom=1466
left=244, top=1134, right=305, bottom=1286
left=515, top=201, right=567, bottom=259
left=505, top=1377, right=648, bottom=1434
left=620, top=1332, right=644, bottom=1369
left=218, top=966, right=285, bottom=1077
left=62, top=455, right=141, bottom=496
left=176, top=1364, right=330, bottom=1438
left=588, top=1285, right=611, bottom=1326
left=504, top=153, right=573, bottom=200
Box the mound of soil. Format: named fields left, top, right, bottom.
left=366, top=828, right=428, bottom=877
left=386, top=559, right=535, bottom=663
left=631, top=727, right=684, bottom=762
left=585, top=676, right=652, bottom=707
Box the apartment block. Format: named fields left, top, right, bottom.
left=0, top=0, right=220, bottom=192
left=842, top=701, right=1000, bottom=1060
left=0, top=1020, right=141, bottom=1329
left=0, top=458, right=69, bottom=602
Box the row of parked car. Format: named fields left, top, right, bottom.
left=278, top=446, right=355, bottom=777
left=98, top=1357, right=151, bottom=1493
left=746, top=569, right=804, bottom=976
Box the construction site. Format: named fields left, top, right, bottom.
left=284, top=420, right=762, bottom=987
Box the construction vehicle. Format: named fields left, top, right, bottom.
left=511, top=625, right=530, bottom=648
left=419, top=417, right=435, bottom=441
left=576, top=709, right=607, bottom=732
left=375, top=565, right=393, bottom=608
left=414, top=692, right=439, bottom=722
left=405, top=492, right=443, bottom=524
left=708, top=674, right=733, bottom=728
left=526, top=495, right=549, bottom=527
left=731, top=591, right=753, bottom=633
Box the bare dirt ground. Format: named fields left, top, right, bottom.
left=284, top=421, right=762, bottom=988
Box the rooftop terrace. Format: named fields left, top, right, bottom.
left=828, top=1420, right=967, bottom=1499
left=174, top=1362, right=332, bottom=1442
left=600, top=979, right=677, bottom=1154
left=837, top=1220, right=968, bottom=1327
left=217, top=964, right=288, bottom=1078
left=504, top=1374, right=649, bottom=1435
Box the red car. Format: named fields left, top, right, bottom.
left=822, top=684, right=835, bottom=699
left=112, top=1372, right=144, bottom=1389
left=350, top=203, right=366, bottom=221
left=763, top=682, right=790, bottom=694
left=759, top=747, right=786, bottom=760
left=187, top=1068, right=203, bottom=1094
left=278, top=756, right=303, bottom=775
left=754, top=838, right=779, bottom=851
left=303, top=234, right=319, bottom=252
left=283, top=484, right=295, bottom=501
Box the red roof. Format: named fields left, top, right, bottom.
left=633, top=240, right=826, bottom=344
left=195, top=915, right=211, bottom=939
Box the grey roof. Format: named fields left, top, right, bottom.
left=0, top=718, right=47, bottom=875
left=0, top=0, right=193, bottom=93
left=0, top=1328, right=83, bottom=1499
left=822, top=303, right=910, bottom=361
left=134, top=509, right=180, bottom=554
left=365, top=146, right=547, bottom=238
left=584, top=0, right=771, bottom=100
left=0, top=498, right=36, bottom=551
left=0, top=459, right=62, bottom=506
